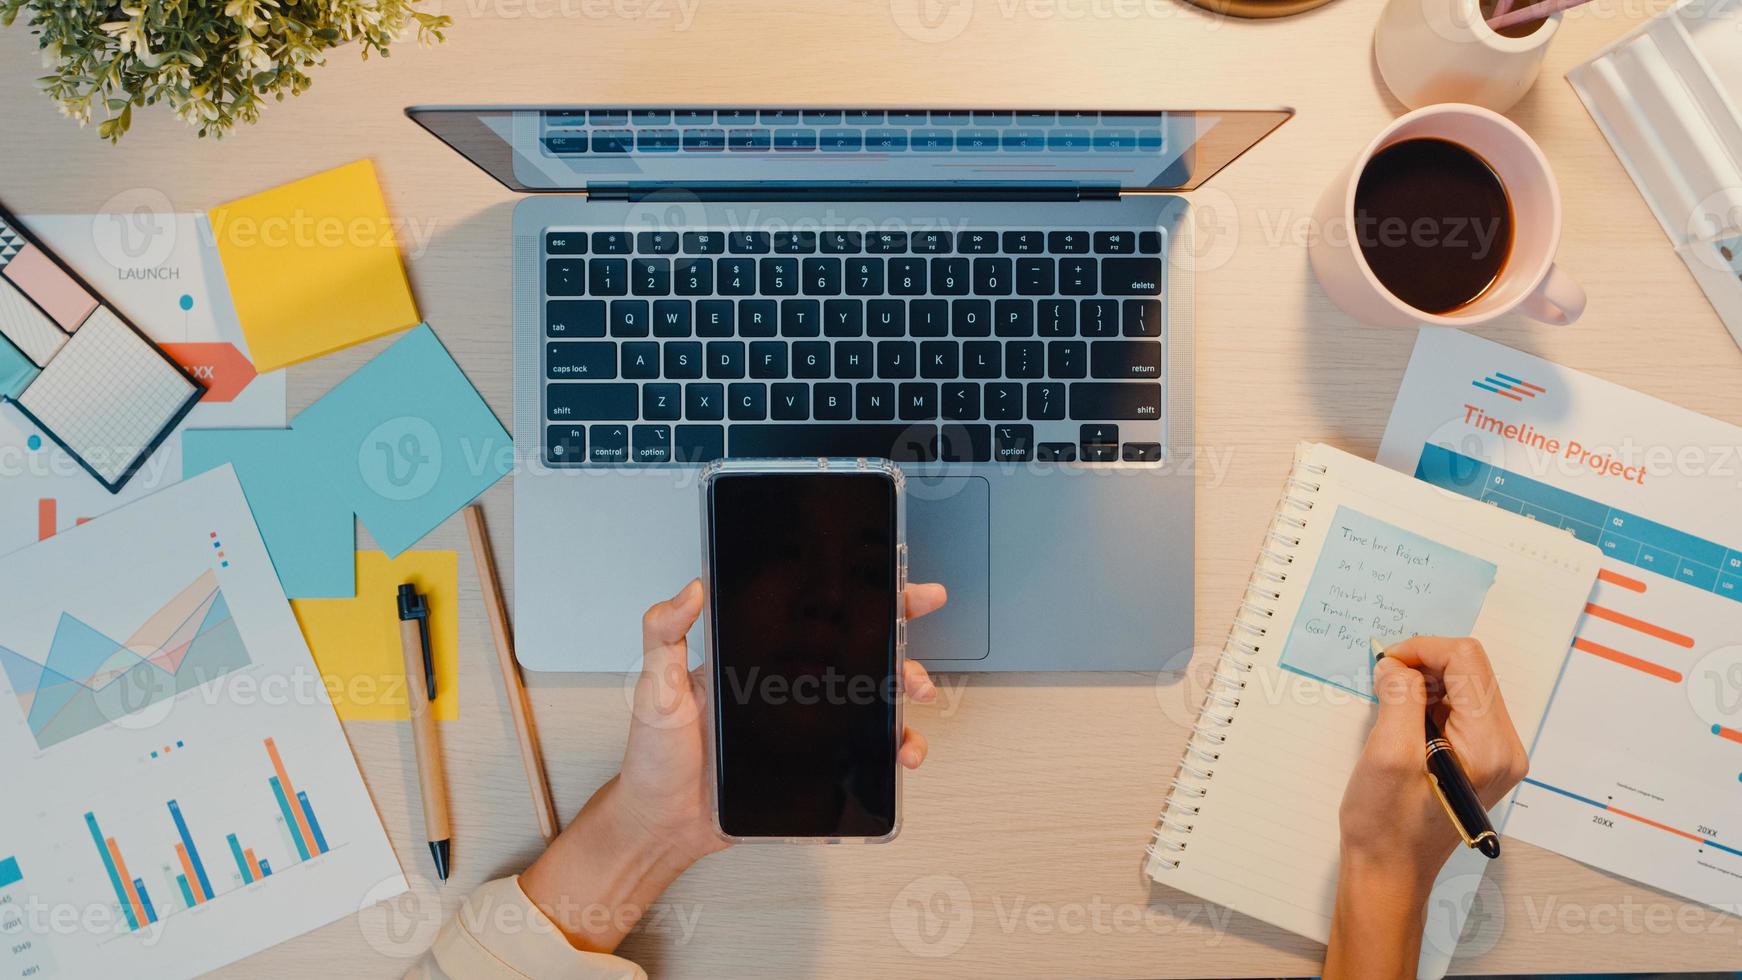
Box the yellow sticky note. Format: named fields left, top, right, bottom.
left=210, top=159, right=420, bottom=372
left=292, top=551, right=458, bottom=721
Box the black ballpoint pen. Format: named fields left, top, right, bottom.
left=1372, top=638, right=1501, bottom=860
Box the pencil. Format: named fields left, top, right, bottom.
left=465, top=504, right=561, bottom=843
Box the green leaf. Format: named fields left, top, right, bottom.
left=10, top=0, right=449, bottom=141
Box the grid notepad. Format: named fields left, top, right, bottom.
left=18, top=307, right=198, bottom=484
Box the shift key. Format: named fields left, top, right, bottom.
left=1069, top=382, right=1161, bottom=420
left=549, top=383, right=638, bottom=420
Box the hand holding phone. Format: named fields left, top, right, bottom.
left=519, top=575, right=946, bottom=951
left=702, top=459, right=921, bottom=843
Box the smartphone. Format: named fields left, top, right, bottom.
left=700, top=458, right=907, bottom=843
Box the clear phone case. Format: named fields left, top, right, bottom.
left=698, top=456, right=908, bottom=845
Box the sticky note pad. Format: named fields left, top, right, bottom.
left=0, top=275, right=68, bottom=366
left=292, top=551, right=458, bottom=721
left=2, top=244, right=98, bottom=332
left=209, top=160, right=420, bottom=372
left=183, top=428, right=356, bottom=598
left=295, top=325, right=511, bottom=557
left=0, top=331, right=37, bottom=398
left=1279, top=505, right=1497, bottom=700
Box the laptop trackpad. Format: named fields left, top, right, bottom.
left=905, top=476, right=990, bottom=662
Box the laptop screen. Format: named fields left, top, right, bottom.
left=406, top=107, right=1291, bottom=193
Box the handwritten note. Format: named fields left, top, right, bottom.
left=1279, top=505, right=1496, bottom=699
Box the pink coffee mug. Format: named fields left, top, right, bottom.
left=1309, top=103, right=1585, bottom=327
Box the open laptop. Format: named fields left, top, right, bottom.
left=409, top=106, right=1291, bottom=672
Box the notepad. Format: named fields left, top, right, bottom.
left=1279, top=506, right=1497, bottom=699
left=1144, top=443, right=1600, bottom=979
left=209, top=160, right=421, bottom=372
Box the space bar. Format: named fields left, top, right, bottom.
left=729, top=424, right=933, bottom=461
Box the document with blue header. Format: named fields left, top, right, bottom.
left=1380, top=327, right=1742, bottom=918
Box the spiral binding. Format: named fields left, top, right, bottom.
left=1146, top=451, right=1327, bottom=871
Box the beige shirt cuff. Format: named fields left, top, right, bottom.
left=406, top=876, right=646, bottom=980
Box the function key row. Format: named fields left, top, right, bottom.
left=546, top=230, right=1163, bottom=256
left=545, top=110, right=1158, bottom=127
left=542, top=128, right=1163, bottom=155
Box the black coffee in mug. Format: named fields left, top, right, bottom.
left=1353, top=137, right=1513, bottom=315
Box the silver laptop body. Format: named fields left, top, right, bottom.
left=409, top=106, right=1291, bottom=672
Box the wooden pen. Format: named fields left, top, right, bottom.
left=399, top=583, right=453, bottom=880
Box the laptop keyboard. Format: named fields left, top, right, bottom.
left=541, top=227, right=1166, bottom=466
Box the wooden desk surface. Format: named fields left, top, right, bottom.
left=4, top=0, right=1741, bottom=975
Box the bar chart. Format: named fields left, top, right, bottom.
left=0, top=855, right=60, bottom=979
left=86, top=737, right=335, bottom=932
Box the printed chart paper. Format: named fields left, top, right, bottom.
left=0, top=468, right=404, bottom=979
left=1379, top=328, right=1742, bottom=914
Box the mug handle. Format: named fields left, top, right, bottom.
left=1519, top=264, right=1586, bottom=325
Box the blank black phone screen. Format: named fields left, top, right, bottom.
left=708, top=471, right=899, bottom=839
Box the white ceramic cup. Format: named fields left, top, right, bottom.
left=1309, top=104, right=1586, bottom=328
left=1375, top=0, right=1560, bottom=113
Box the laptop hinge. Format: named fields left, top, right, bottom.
left=586, top=182, right=1122, bottom=203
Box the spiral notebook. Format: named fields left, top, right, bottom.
left=1145, top=443, right=1600, bottom=978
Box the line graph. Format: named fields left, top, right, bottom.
left=0, top=570, right=250, bottom=749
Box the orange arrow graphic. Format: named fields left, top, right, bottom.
left=161, top=342, right=259, bottom=403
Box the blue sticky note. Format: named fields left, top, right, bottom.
left=0, top=331, right=39, bottom=399
left=1279, top=505, right=1497, bottom=700
left=293, top=325, right=511, bottom=557
left=183, top=429, right=356, bottom=598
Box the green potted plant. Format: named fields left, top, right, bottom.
left=1, top=0, right=450, bottom=141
